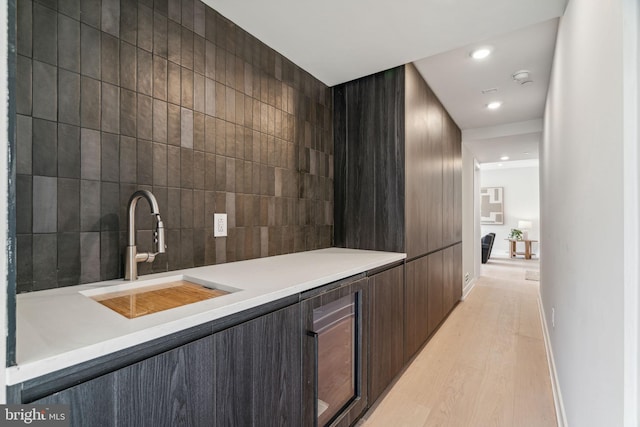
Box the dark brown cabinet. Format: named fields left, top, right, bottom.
left=34, top=304, right=301, bottom=427
left=368, top=265, right=404, bottom=403
left=334, top=64, right=462, bottom=260
left=404, top=255, right=429, bottom=361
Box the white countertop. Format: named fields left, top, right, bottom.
left=7, top=248, right=405, bottom=385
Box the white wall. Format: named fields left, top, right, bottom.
left=540, top=0, right=638, bottom=425
left=461, top=144, right=480, bottom=294
left=480, top=164, right=539, bottom=256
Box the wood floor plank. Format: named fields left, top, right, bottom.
left=359, top=256, right=556, bottom=427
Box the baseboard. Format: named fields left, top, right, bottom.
left=537, top=293, right=568, bottom=427
left=461, top=277, right=477, bottom=300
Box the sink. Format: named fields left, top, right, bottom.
left=80, top=275, right=241, bottom=319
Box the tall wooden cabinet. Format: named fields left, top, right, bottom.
left=334, top=64, right=463, bottom=368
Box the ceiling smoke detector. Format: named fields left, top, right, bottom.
left=512, top=70, right=533, bottom=85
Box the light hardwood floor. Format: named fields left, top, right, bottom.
left=358, top=254, right=557, bottom=427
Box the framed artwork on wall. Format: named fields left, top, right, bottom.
left=480, top=187, right=504, bottom=224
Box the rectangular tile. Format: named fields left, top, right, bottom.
left=32, top=60, right=57, bottom=121
left=58, top=13, right=80, bottom=72
left=204, top=152, right=215, bottom=190
left=194, top=34, right=205, bottom=75
left=153, top=11, right=168, bottom=58
left=180, top=147, right=193, bottom=188
left=57, top=178, right=80, bottom=232
left=101, top=132, right=119, bottom=182
left=17, top=0, right=32, bottom=57
left=167, top=144, right=180, bottom=187
left=80, top=231, right=100, bottom=283
left=33, top=3, right=57, bottom=65
left=166, top=187, right=181, bottom=230
left=16, top=174, right=32, bottom=234
left=181, top=189, right=193, bottom=229
left=194, top=1, right=205, bottom=37
left=101, top=82, right=120, bottom=134
left=136, top=94, right=153, bottom=140
left=58, top=123, right=80, bottom=178
left=80, top=0, right=100, bottom=28
left=181, top=67, right=193, bottom=108
left=168, top=0, right=180, bottom=23
left=80, top=23, right=100, bottom=78
left=180, top=107, right=193, bottom=148
left=167, top=61, right=181, bottom=105
left=167, top=20, right=181, bottom=64
left=193, top=111, right=205, bottom=151
left=152, top=142, right=167, bottom=186
left=152, top=99, right=167, bottom=143
left=100, top=231, right=120, bottom=280
left=80, top=179, right=101, bottom=231
left=101, top=0, right=119, bottom=37
left=181, top=0, right=194, bottom=30
left=16, top=55, right=32, bottom=115
left=80, top=127, right=101, bottom=180
left=33, top=175, right=57, bottom=233
left=137, top=48, right=152, bottom=96
left=181, top=27, right=194, bottom=71
left=153, top=56, right=168, bottom=101
left=137, top=138, right=153, bottom=185
left=32, top=118, right=57, bottom=176
left=58, top=69, right=80, bottom=125
left=33, top=233, right=58, bottom=290
left=119, top=0, right=137, bottom=45
left=205, top=40, right=215, bottom=79
left=204, top=115, right=215, bottom=153
left=193, top=73, right=205, bottom=113
left=100, top=181, right=119, bottom=231
left=81, top=76, right=101, bottom=130
left=16, top=114, right=32, bottom=175
left=137, top=4, right=153, bottom=52
left=120, top=88, right=137, bottom=137
left=193, top=152, right=204, bottom=190
left=114, top=136, right=134, bottom=185
left=120, top=41, right=137, bottom=91
left=167, top=103, right=181, bottom=146
left=101, top=32, right=120, bottom=85
left=180, top=228, right=194, bottom=268
left=16, top=235, right=33, bottom=293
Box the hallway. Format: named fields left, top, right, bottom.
left=359, top=255, right=557, bottom=426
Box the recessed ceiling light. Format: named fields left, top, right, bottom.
left=523, top=152, right=530, bottom=155
left=470, top=48, right=491, bottom=60
left=486, top=101, right=502, bottom=110
left=500, top=156, right=509, bottom=161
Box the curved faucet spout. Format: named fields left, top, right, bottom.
left=125, top=190, right=167, bottom=280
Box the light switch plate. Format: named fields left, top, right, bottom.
left=213, top=213, right=227, bottom=237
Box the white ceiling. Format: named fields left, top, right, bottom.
left=204, top=0, right=567, bottom=163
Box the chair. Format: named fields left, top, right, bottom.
left=481, top=233, right=495, bottom=264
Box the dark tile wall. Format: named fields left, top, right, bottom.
left=15, top=0, right=334, bottom=293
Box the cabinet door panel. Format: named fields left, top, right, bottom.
left=251, top=304, right=302, bottom=426
left=443, top=246, right=455, bottom=315
left=215, top=303, right=301, bottom=427
left=454, top=243, right=463, bottom=301
left=116, top=336, right=215, bottom=427
left=427, top=251, right=444, bottom=335
left=369, top=265, right=404, bottom=403
left=34, top=374, right=116, bottom=427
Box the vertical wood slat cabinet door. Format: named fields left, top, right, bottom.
left=369, top=265, right=404, bottom=403
left=251, top=304, right=302, bottom=426
left=442, top=246, right=455, bottom=315
left=427, top=251, right=444, bottom=336
left=404, top=259, right=418, bottom=363
left=34, top=373, right=117, bottom=427
left=116, top=336, right=216, bottom=427
left=215, top=303, right=302, bottom=427
left=453, top=243, right=463, bottom=301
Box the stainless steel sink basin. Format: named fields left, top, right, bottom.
left=80, top=275, right=240, bottom=319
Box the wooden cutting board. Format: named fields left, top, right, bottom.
left=92, top=280, right=229, bottom=319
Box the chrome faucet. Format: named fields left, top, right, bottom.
left=125, top=190, right=166, bottom=280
